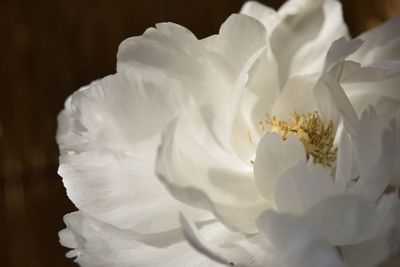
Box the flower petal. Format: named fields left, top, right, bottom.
left=257, top=210, right=346, bottom=267
left=341, top=225, right=400, bottom=267
left=201, top=14, right=267, bottom=76
left=323, top=37, right=364, bottom=73
left=306, top=193, right=397, bottom=246
left=180, top=213, right=271, bottom=266
left=351, top=108, right=397, bottom=202
left=117, top=21, right=235, bottom=129
left=270, top=73, right=319, bottom=119
left=340, top=60, right=400, bottom=83
left=350, top=16, right=400, bottom=65
left=335, top=128, right=353, bottom=191
left=57, top=69, right=211, bottom=233
left=240, top=1, right=281, bottom=33
left=59, top=212, right=223, bottom=267
left=156, top=108, right=271, bottom=234
left=316, top=72, right=359, bottom=136
left=152, top=16, right=276, bottom=234
left=271, top=0, right=349, bottom=86
left=356, top=106, right=382, bottom=176
left=274, top=161, right=341, bottom=214
left=254, top=133, right=306, bottom=202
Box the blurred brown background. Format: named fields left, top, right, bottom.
left=0, top=0, right=399, bottom=266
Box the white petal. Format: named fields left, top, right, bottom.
left=180, top=213, right=264, bottom=266
left=315, top=72, right=359, bottom=136
left=156, top=110, right=271, bottom=234
left=271, top=0, right=349, bottom=86
left=274, top=161, right=341, bottom=214
left=351, top=109, right=396, bottom=202
left=341, top=226, right=400, bottom=267
left=230, top=39, right=280, bottom=163
left=344, top=77, right=400, bottom=121
left=201, top=14, right=267, bottom=76
left=57, top=69, right=211, bottom=233
left=350, top=16, right=400, bottom=65
left=356, top=106, right=382, bottom=176
left=335, top=129, right=353, bottom=191
left=240, top=1, right=281, bottom=33
left=254, top=133, right=306, bottom=202
left=323, top=37, right=364, bottom=73
left=59, top=212, right=223, bottom=267
left=305, top=193, right=397, bottom=246
left=313, top=38, right=364, bottom=130
left=257, top=210, right=346, bottom=267
left=270, top=74, right=319, bottom=119
left=341, top=60, right=400, bottom=83
left=117, top=21, right=235, bottom=128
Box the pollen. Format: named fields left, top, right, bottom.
left=266, top=111, right=337, bottom=167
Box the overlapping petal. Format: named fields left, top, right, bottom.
left=59, top=212, right=224, bottom=267
left=57, top=1, right=400, bottom=266
left=57, top=68, right=214, bottom=233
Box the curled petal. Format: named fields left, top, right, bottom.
left=271, top=0, right=349, bottom=86
left=180, top=213, right=258, bottom=266
left=156, top=111, right=271, bottom=234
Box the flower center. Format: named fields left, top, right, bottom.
left=264, top=111, right=337, bottom=167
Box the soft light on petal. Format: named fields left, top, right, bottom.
left=254, top=133, right=306, bottom=202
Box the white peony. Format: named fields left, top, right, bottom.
left=57, top=0, right=400, bottom=266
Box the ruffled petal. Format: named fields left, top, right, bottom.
left=312, top=39, right=359, bottom=138
left=57, top=69, right=211, bottom=233
left=201, top=14, right=266, bottom=76
left=254, top=133, right=306, bottom=202
left=314, top=38, right=365, bottom=134
left=117, top=21, right=235, bottom=132
left=240, top=1, right=281, bottom=33
left=257, top=210, right=346, bottom=267
left=59, top=212, right=223, bottom=267
left=271, top=0, right=349, bottom=86
left=156, top=109, right=271, bottom=234
left=350, top=16, right=400, bottom=65
left=340, top=60, right=400, bottom=84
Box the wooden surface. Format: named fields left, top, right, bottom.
left=0, top=0, right=399, bottom=266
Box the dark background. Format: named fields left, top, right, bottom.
left=0, top=0, right=399, bottom=266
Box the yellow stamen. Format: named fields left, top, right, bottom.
left=247, top=131, right=254, bottom=144
left=266, top=111, right=337, bottom=167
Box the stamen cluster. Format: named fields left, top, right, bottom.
left=265, top=112, right=337, bottom=167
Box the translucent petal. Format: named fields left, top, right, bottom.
left=59, top=212, right=223, bottom=267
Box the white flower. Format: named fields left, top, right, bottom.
left=57, top=0, right=400, bottom=266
